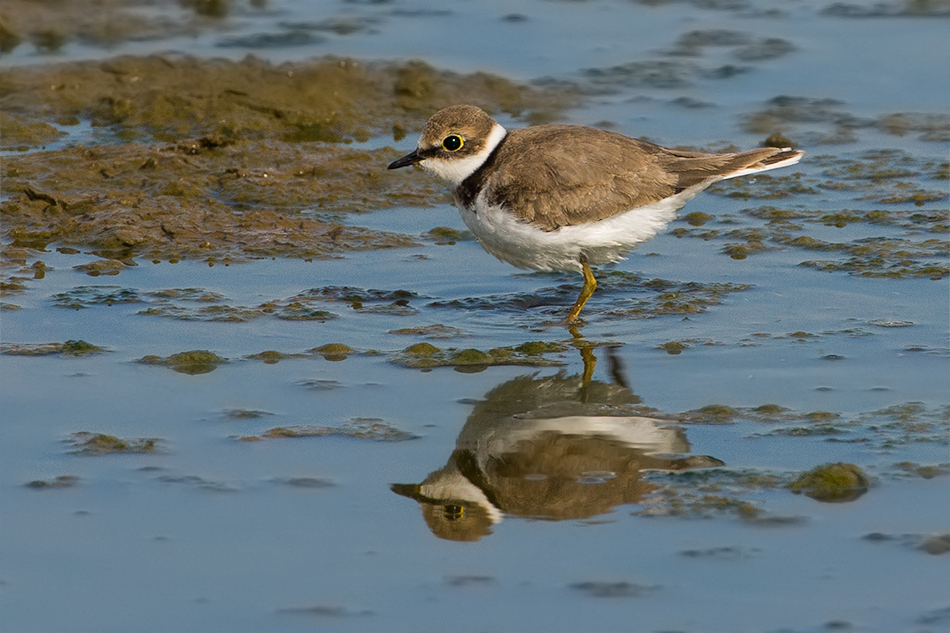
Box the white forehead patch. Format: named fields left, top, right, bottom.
left=420, top=123, right=507, bottom=186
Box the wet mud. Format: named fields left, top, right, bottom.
left=1, top=54, right=572, bottom=267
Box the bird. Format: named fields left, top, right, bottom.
left=388, top=105, right=803, bottom=322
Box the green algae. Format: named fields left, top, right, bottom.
left=788, top=463, right=870, bottom=502
left=52, top=285, right=141, bottom=309
left=667, top=400, right=950, bottom=451
left=708, top=173, right=818, bottom=200
left=388, top=324, right=466, bottom=339
left=73, top=259, right=127, bottom=277
left=278, top=477, right=335, bottom=489
left=310, top=343, right=357, bottom=361
left=681, top=211, right=714, bottom=226
left=244, top=350, right=308, bottom=364
left=25, top=475, right=80, bottom=489
left=429, top=272, right=751, bottom=321
left=1, top=55, right=569, bottom=147
left=635, top=489, right=763, bottom=520
left=67, top=432, right=160, bottom=455
left=633, top=467, right=800, bottom=521
left=61, top=340, right=108, bottom=356
left=0, top=279, right=27, bottom=296
left=139, top=303, right=267, bottom=322
left=271, top=304, right=337, bottom=322
left=137, top=350, right=228, bottom=374
left=223, top=409, right=275, bottom=420
left=858, top=402, right=950, bottom=447
left=390, top=341, right=568, bottom=370
left=292, top=286, right=419, bottom=308
left=752, top=404, right=789, bottom=416
left=423, top=226, right=475, bottom=245
left=683, top=404, right=740, bottom=424
left=659, top=341, right=688, bottom=355
left=741, top=96, right=948, bottom=143
left=260, top=287, right=420, bottom=319
left=1, top=340, right=108, bottom=356
left=891, top=462, right=950, bottom=480
left=147, top=288, right=226, bottom=302
left=669, top=149, right=949, bottom=279
left=253, top=418, right=417, bottom=442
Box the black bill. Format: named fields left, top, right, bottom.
left=387, top=149, right=423, bottom=170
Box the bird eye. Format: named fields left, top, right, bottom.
left=441, top=135, right=464, bottom=151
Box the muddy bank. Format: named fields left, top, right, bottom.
left=3, top=140, right=425, bottom=262
left=1, top=54, right=573, bottom=263
left=0, top=54, right=569, bottom=145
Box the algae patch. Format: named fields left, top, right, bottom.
left=788, top=463, right=870, bottom=502
left=633, top=468, right=790, bottom=521
left=25, top=475, right=80, bottom=489
left=1, top=340, right=108, bottom=356
left=672, top=149, right=949, bottom=279
left=310, top=343, right=357, bottom=361
left=137, top=350, right=228, bottom=374
left=53, top=286, right=141, bottom=309
left=67, top=432, right=160, bottom=455
left=249, top=418, right=417, bottom=442
left=390, top=341, right=568, bottom=370
left=388, top=324, right=466, bottom=339
left=429, top=272, right=751, bottom=321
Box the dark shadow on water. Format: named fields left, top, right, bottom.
left=392, top=345, right=724, bottom=541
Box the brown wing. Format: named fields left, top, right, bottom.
left=476, top=126, right=677, bottom=230
left=471, top=125, right=800, bottom=231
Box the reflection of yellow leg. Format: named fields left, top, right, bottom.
left=579, top=346, right=596, bottom=388
left=566, top=257, right=597, bottom=322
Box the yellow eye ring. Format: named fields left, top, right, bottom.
left=442, top=135, right=464, bottom=151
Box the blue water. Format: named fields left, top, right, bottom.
left=2, top=1, right=949, bottom=632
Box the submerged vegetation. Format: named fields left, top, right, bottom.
left=67, top=432, right=160, bottom=455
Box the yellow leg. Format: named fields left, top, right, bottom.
left=566, top=257, right=597, bottom=322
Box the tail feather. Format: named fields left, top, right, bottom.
left=721, top=148, right=804, bottom=180
left=661, top=146, right=805, bottom=189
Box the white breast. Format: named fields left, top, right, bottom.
left=458, top=182, right=713, bottom=273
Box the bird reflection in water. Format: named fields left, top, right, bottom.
left=391, top=345, right=724, bottom=541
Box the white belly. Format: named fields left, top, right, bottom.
left=457, top=184, right=709, bottom=273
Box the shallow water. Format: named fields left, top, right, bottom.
left=2, top=1, right=949, bottom=632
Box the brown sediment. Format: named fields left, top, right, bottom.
left=1, top=55, right=569, bottom=144
left=2, top=141, right=425, bottom=262
left=1, top=54, right=573, bottom=264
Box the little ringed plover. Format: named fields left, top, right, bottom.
left=388, top=105, right=803, bottom=322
